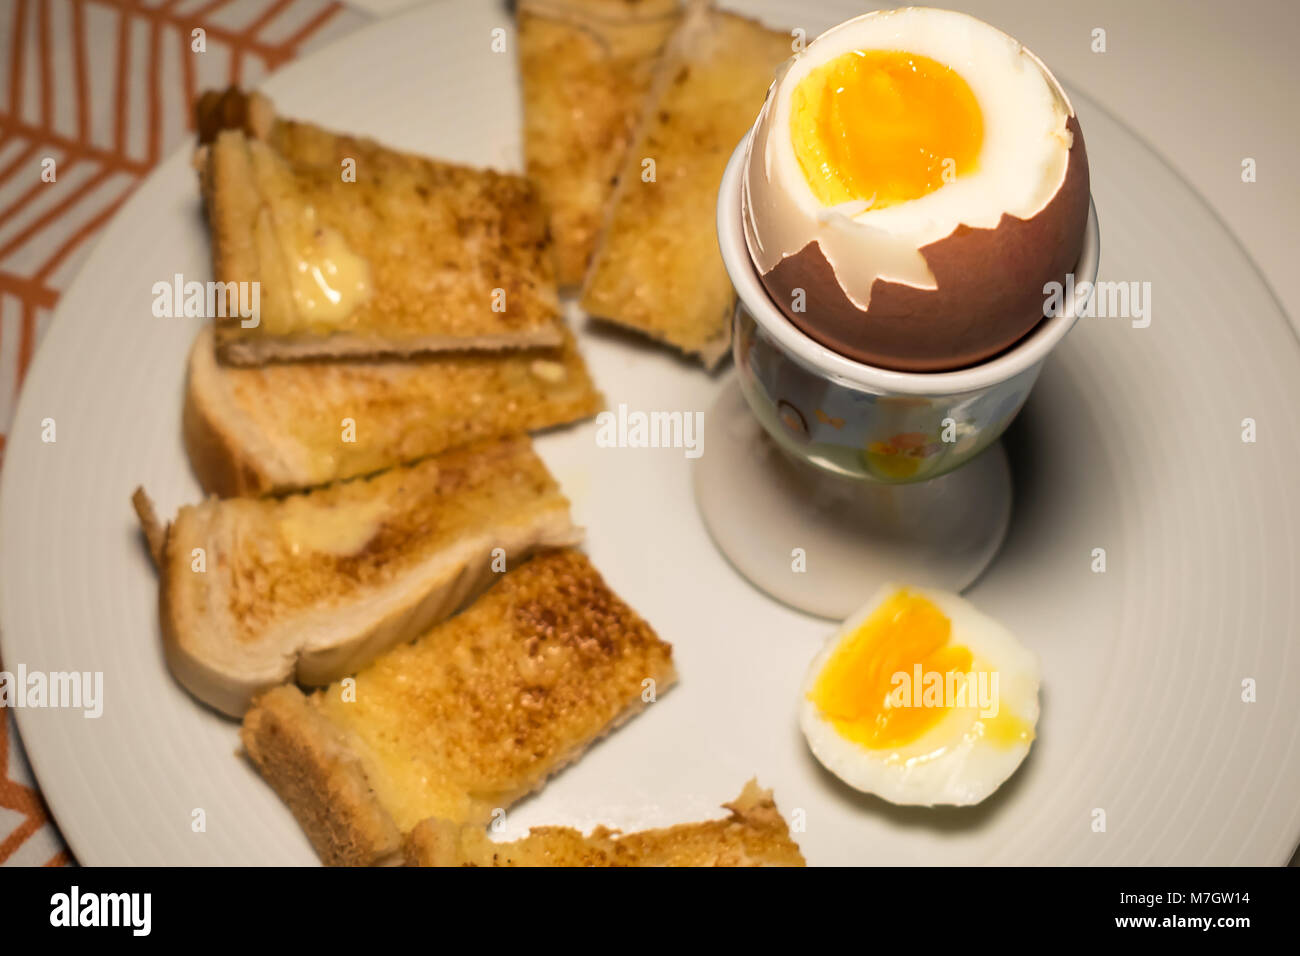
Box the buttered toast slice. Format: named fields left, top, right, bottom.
left=241, top=549, right=676, bottom=866
left=518, top=0, right=682, bottom=286
left=184, top=325, right=602, bottom=497
left=405, top=779, right=805, bottom=866
left=196, top=89, right=564, bottom=363
left=137, top=436, right=579, bottom=717
left=580, top=2, right=791, bottom=365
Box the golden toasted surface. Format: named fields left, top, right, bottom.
left=185, top=324, right=602, bottom=496
left=518, top=0, right=682, bottom=286
left=174, top=436, right=567, bottom=644
left=406, top=779, right=806, bottom=866
left=580, top=3, right=791, bottom=365
left=200, top=91, right=564, bottom=361
left=312, top=549, right=676, bottom=831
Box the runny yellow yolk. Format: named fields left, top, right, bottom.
left=809, top=589, right=1029, bottom=751
left=789, top=50, right=984, bottom=209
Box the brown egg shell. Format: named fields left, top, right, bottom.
left=760, top=114, right=1090, bottom=372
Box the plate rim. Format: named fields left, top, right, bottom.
left=3, top=0, right=1299, bottom=866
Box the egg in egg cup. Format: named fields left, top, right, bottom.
left=695, top=11, right=1099, bottom=619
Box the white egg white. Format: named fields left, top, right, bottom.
left=743, top=6, right=1075, bottom=308
left=800, top=583, right=1041, bottom=807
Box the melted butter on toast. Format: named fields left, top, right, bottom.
left=277, top=492, right=389, bottom=558
left=283, top=205, right=371, bottom=328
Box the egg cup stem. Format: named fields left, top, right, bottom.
left=694, top=380, right=1012, bottom=619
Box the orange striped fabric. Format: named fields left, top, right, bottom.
left=0, top=0, right=368, bottom=867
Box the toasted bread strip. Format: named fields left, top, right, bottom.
left=405, top=778, right=805, bottom=866
left=241, top=549, right=676, bottom=865
left=183, top=325, right=602, bottom=497
left=196, top=90, right=564, bottom=363
left=143, top=436, right=580, bottom=717
left=518, top=0, right=682, bottom=286
left=580, top=2, right=791, bottom=366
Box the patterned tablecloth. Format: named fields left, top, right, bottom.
left=0, top=0, right=370, bottom=867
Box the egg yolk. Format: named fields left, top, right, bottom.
left=789, top=50, right=984, bottom=209
left=810, top=589, right=1004, bottom=750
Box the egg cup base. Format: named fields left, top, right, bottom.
left=693, top=378, right=1012, bottom=620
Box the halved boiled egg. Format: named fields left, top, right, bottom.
left=743, top=7, right=1090, bottom=371
left=800, top=584, right=1040, bottom=806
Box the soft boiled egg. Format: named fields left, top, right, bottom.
left=800, top=585, right=1040, bottom=806
left=742, top=7, right=1090, bottom=371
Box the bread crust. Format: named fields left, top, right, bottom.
left=158, top=521, right=289, bottom=718
left=182, top=345, right=275, bottom=497
left=240, top=685, right=403, bottom=866
left=130, top=488, right=167, bottom=567
left=217, top=329, right=565, bottom=365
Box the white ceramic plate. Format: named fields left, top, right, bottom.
left=3, top=0, right=1298, bottom=866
